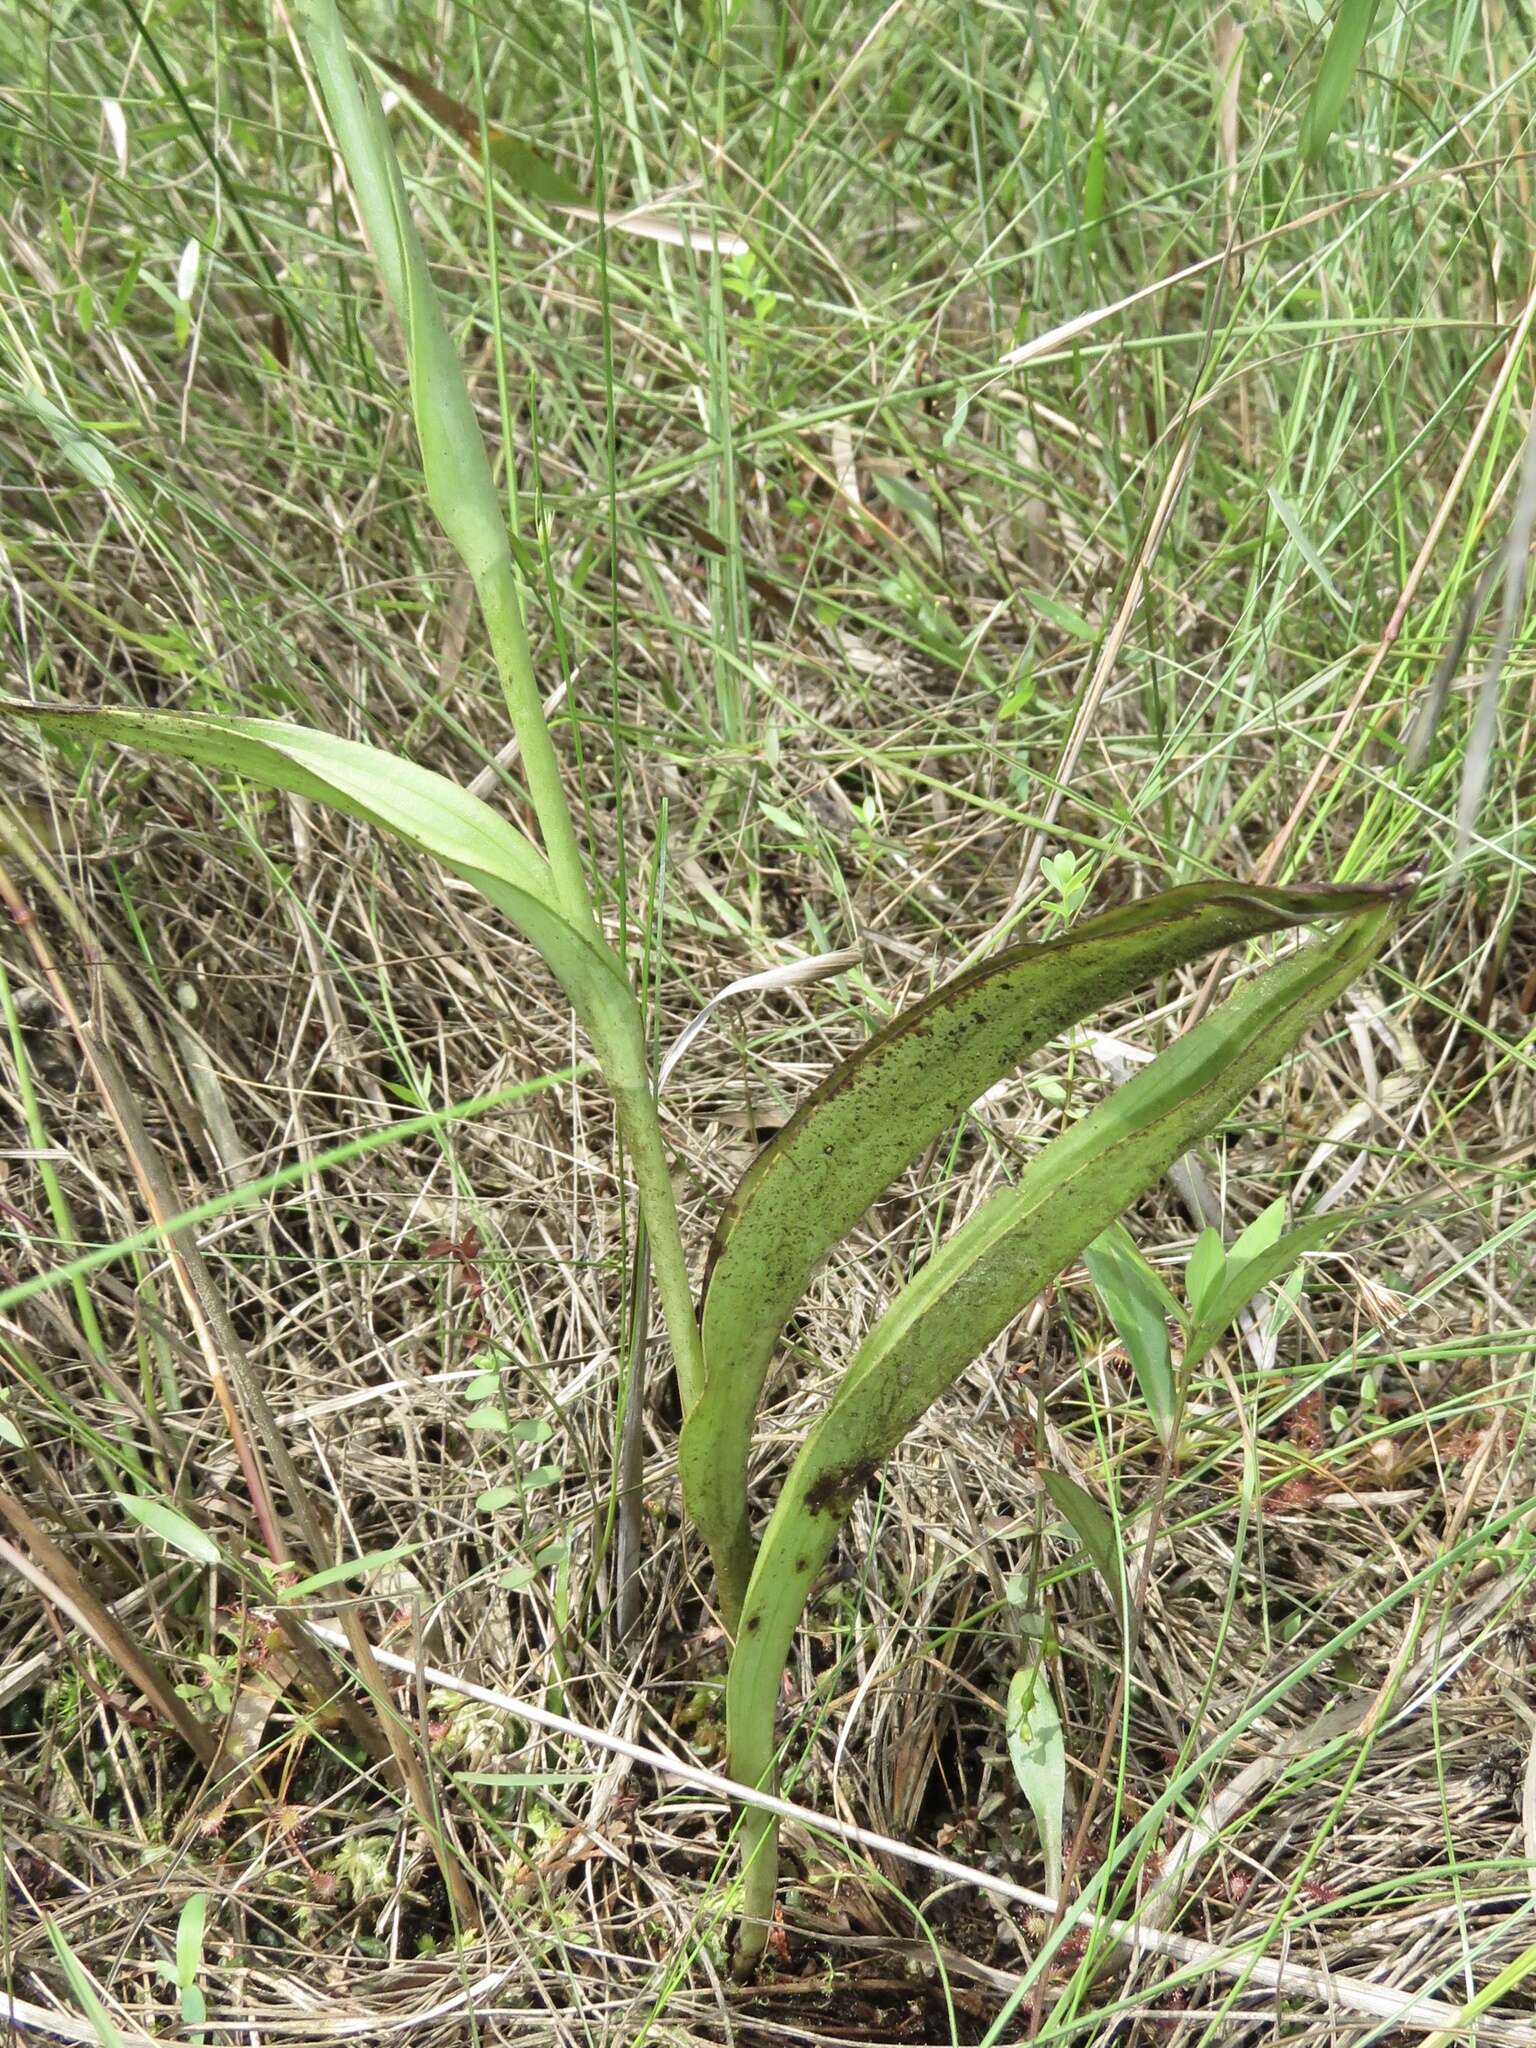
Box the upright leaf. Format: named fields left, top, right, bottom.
left=1083, top=1224, right=1178, bottom=1446
left=1006, top=1651, right=1066, bottom=1898
left=1299, top=0, right=1381, bottom=164
left=1183, top=1210, right=1356, bottom=1375
left=725, top=893, right=1412, bottom=1971
left=683, top=876, right=1412, bottom=1622
left=1042, top=1469, right=1127, bottom=1621
left=1228, top=1194, right=1287, bottom=1269
left=1185, top=1226, right=1227, bottom=1322
left=297, top=0, right=595, bottom=929
left=175, top=1892, right=209, bottom=2032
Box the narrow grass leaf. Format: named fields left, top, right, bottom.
left=1005, top=1651, right=1065, bottom=1897
left=116, top=1495, right=221, bottom=1567
left=1299, top=0, right=1381, bottom=163
left=43, top=1919, right=127, bottom=2048
left=1455, top=404, right=1536, bottom=854
left=684, top=877, right=1404, bottom=1622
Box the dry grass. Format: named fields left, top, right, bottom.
left=3, top=0, right=1536, bottom=2042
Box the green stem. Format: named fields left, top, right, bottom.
left=614, top=1084, right=704, bottom=1416
left=300, top=0, right=595, bottom=939
left=732, top=1803, right=780, bottom=1979
left=298, top=0, right=708, bottom=1470
left=0, top=957, right=106, bottom=1361
left=474, top=555, right=596, bottom=939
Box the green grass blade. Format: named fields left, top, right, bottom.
left=1299, top=0, right=1382, bottom=164
left=724, top=891, right=1412, bottom=1971
left=683, top=876, right=1412, bottom=1625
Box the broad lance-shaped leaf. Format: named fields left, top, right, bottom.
left=1083, top=1224, right=1178, bottom=1448
left=9, top=712, right=634, bottom=1138
left=13, top=701, right=709, bottom=1411
left=682, top=875, right=1413, bottom=1623
left=1006, top=1650, right=1065, bottom=1900
left=10, top=705, right=652, bottom=1095
left=724, top=895, right=1411, bottom=1968
left=1182, top=1209, right=1356, bottom=1377
left=14, top=704, right=557, bottom=906
left=10, top=699, right=657, bottom=1039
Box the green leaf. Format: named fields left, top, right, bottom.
left=1185, top=1226, right=1227, bottom=1321
left=871, top=471, right=942, bottom=557
left=13, top=704, right=555, bottom=906
left=1083, top=1225, right=1177, bottom=1446
left=12, top=385, right=116, bottom=490
left=1228, top=1194, right=1287, bottom=1270
left=1022, top=587, right=1099, bottom=640
left=1183, top=1210, right=1357, bottom=1376
left=175, top=1893, right=207, bottom=1996
left=11, top=696, right=706, bottom=1423
left=1299, top=0, right=1381, bottom=164
left=1041, top=1469, right=1127, bottom=1619
left=1268, top=486, right=1348, bottom=613
left=1005, top=1651, right=1066, bottom=1897
left=681, top=875, right=1411, bottom=1623
left=116, top=1494, right=221, bottom=1567
left=377, top=59, right=587, bottom=209
left=462, top=1404, right=510, bottom=1433
left=44, top=1918, right=128, bottom=2048
left=1081, top=112, right=1108, bottom=262
left=476, top=1485, right=522, bottom=1513
left=8, top=704, right=653, bottom=1087
left=723, top=895, right=1410, bottom=1952
left=279, top=1544, right=422, bottom=1599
